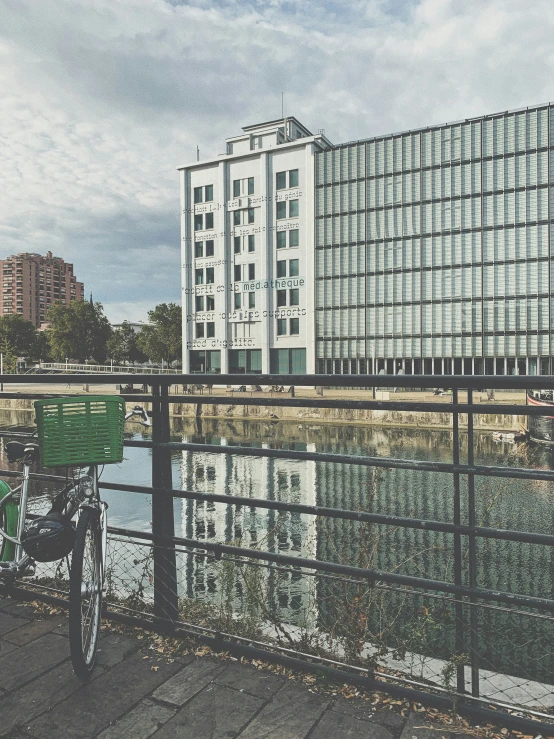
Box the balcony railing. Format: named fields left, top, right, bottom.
left=0, top=373, right=553, bottom=734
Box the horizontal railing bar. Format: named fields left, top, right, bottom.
left=103, top=481, right=554, bottom=546
left=124, top=439, right=554, bottom=482
left=2, top=373, right=554, bottom=390
left=0, top=392, right=548, bottom=417
left=104, top=524, right=554, bottom=612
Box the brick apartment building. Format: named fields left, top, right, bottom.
left=0, top=252, right=84, bottom=328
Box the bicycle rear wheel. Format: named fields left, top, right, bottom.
left=0, top=480, right=18, bottom=562
left=69, top=507, right=103, bottom=679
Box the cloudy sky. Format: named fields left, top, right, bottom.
left=2, top=0, right=554, bottom=322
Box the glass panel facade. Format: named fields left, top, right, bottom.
left=315, top=105, right=552, bottom=374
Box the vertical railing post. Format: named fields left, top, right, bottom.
left=452, top=387, right=466, bottom=696
left=467, top=388, right=480, bottom=697
left=151, top=381, right=179, bottom=623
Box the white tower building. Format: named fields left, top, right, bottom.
left=179, top=118, right=332, bottom=376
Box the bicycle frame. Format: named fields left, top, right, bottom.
left=0, top=461, right=107, bottom=585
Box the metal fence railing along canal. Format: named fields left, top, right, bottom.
left=0, top=373, right=554, bottom=734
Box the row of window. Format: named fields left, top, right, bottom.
left=189, top=348, right=306, bottom=375
left=194, top=289, right=300, bottom=312
left=193, top=168, right=299, bottom=205
left=195, top=317, right=300, bottom=337
left=194, top=259, right=301, bottom=284
left=233, top=209, right=255, bottom=226
left=194, top=212, right=214, bottom=231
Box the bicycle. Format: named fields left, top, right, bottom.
left=0, top=397, right=150, bottom=679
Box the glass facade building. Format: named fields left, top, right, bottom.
left=315, top=104, right=553, bottom=376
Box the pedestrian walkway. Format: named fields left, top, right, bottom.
left=0, top=595, right=480, bottom=738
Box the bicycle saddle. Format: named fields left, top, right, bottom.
left=6, top=441, right=39, bottom=463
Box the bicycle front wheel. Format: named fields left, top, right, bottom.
left=69, top=507, right=103, bottom=679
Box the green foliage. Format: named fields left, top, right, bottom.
left=137, top=303, right=181, bottom=364
left=107, top=321, right=146, bottom=365
left=46, top=300, right=112, bottom=363
left=0, top=338, right=17, bottom=372
left=0, top=314, right=38, bottom=358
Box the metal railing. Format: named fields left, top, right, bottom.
left=1, top=373, right=554, bottom=734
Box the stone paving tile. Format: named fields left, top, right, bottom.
left=0, top=611, right=28, bottom=636
left=25, top=652, right=181, bottom=739
left=0, top=658, right=103, bottom=737
left=236, top=682, right=329, bottom=739
left=96, top=698, right=176, bottom=739
left=154, top=683, right=264, bottom=739
left=0, top=638, right=19, bottom=660
left=95, top=634, right=139, bottom=668
left=311, top=710, right=394, bottom=739
left=214, top=661, right=286, bottom=700
left=3, top=616, right=60, bottom=646
left=0, top=633, right=68, bottom=691
left=151, top=656, right=224, bottom=707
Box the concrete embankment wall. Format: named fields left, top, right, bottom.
left=0, top=397, right=526, bottom=431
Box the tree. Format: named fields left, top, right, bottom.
left=46, top=301, right=112, bottom=363
left=107, top=322, right=146, bottom=365
left=0, top=315, right=38, bottom=358
left=137, top=303, right=182, bottom=365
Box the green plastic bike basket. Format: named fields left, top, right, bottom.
left=34, top=396, right=126, bottom=468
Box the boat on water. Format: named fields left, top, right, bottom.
left=527, top=390, right=554, bottom=443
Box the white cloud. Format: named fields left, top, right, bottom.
left=1, top=0, right=554, bottom=320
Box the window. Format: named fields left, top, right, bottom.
left=247, top=209, right=254, bottom=224
left=191, top=349, right=221, bottom=374
left=229, top=349, right=261, bottom=374
left=248, top=291, right=256, bottom=308
left=234, top=265, right=242, bottom=282
left=205, top=185, right=213, bottom=202
left=290, top=318, right=299, bottom=335
left=248, top=263, right=255, bottom=280
left=289, top=200, right=299, bottom=218
left=206, top=267, right=214, bottom=284
left=276, top=172, right=287, bottom=190
left=234, top=293, right=241, bottom=308
left=206, top=295, right=215, bottom=311
left=276, top=202, right=287, bottom=219
left=233, top=211, right=241, bottom=226
left=234, top=236, right=241, bottom=254
left=194, top=187, right=203, bottom=203
left=290, top=288, right=299, bottom=306
left=205, top=212, right=214, bottom=229
left=194, top=214, right=203, bottom=231
left=206, top=322, right=215, bottom=338
left=277, top=232, right=286, bottom=249
left=195, top=323, right=205, bottom=338
left=195, top=269, right=203, bottom=285
left=277, top=318, right=287, bottom=335
left=277, top=261, right=286, bottom=278
left=270, top=348, right=306, bottom=374
left=248, top=234, right=255, bottom=252
left=205, top=240, right=214, bottom=257
left=289, top=229, right=299, bottom=247
left=289, top=259, right=299, bottom=276
left=195, top=296, right=204, bottom=312
left=233, top=180, right=240, bottom=197
left=289, top=169, right=299, bottom=187
left=195, top=242, right=203, bottom=258
left=277, top=290, right=286, bottom=307
left=248, top=177, right=254, bottom=195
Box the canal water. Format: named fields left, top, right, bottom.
left=1, top=409, right=553, bottom=686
